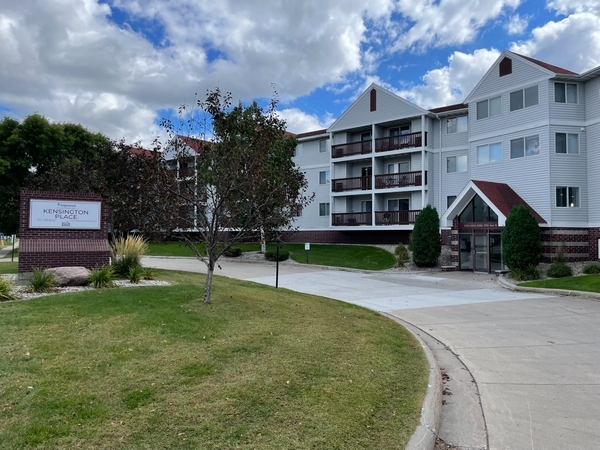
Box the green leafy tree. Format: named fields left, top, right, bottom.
left=502, top=205, right=542, bottom=271
left=410, top=205, right=441, bottom=267
left=161, top=88, right=313, bottom=304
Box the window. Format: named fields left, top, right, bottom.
left=555, top=82, right=578, bottom=103
left=459, top=194, right=498, bottom=223
left=476, top=97, right=501, bottom=120
left=319, top=203, right=330, bottom=216
left=477, top=142, right=502, bottom=164
left=387, top=163, right=395, bottom=174
left=510, top=86, right=538, bottom=111
left=555, top=133, right=579, bottom=154
left=361, top=201, right=372, bottom=212
left=556, top=187, right=579, bottom=207
left=510, top=135, right=539, bottom=159
left=447, top=196, right=457, bottom=208
left=319, top=170, right=330, bottom=184
left=447, top=155, right=467, bottom=173
left=398, top=161, right=410, bottom=173
left=361, top=132, right=372, bottom=141
left=319, top=139, right=327, bottom=153
left=447, top=116, right=467, bottom=134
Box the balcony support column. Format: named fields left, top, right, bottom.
left=421, top=114, right=426, bottom=208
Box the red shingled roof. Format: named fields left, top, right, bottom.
left=176, top=135, right=207, bottom=152
left=514, top=53, right=578, bottom=76
left=129, top=147, right=154, bottom=158
left=472, top=180, right=546, bottom=224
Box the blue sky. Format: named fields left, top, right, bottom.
left=1, top=0, right=599, bottom=144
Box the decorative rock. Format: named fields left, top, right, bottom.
left=47, top=267, right=91, bottom=287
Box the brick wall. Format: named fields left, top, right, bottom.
left=540, top=228, right=590, bottom=262
left=280, top=229, right=412, bottom=245
left=19, top=190, right=110, bottom=272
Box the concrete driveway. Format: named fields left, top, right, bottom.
left=143, top=256, right=600, bottom=450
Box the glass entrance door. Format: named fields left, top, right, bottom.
left=490, top=234, right=503, bottom=271
left=459, top=234, right=472, bottom=270
left=474, top=234, right=488, bottom=272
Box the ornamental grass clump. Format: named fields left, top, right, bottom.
left=583, top=263, right=600, bottom=275
left=28, top=268, right=56, bottom=293
left=111, top=235, right=148, bottom=277
left=89, top=265, right=115, bottom=288
left=547, top=244, right=572, bottom=278
left=0, top=277, right=16, bottom=301
left=128, top=265, right=144, bottom=284
left=394, top=243, right=410, bottom=268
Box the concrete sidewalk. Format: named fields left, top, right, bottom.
left=143, top=256, right=600, bottom=450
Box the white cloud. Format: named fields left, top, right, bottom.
left=396, top=49, right=501, bottom=109
left=510, top=12, right=600, bottom=72
left=391, top=0, right=522, bottom=52
left=505, top=14, right=529, bottom=35
left=278, top=108, right=335, bottom=134
left=546, top=0, right=600, bottom=15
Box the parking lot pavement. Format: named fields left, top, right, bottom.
left=144, top=257, right=600, bottom=449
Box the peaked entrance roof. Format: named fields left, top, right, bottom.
left=441, top=180, right=546, bottom=227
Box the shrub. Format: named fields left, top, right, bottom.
left=547, top=262, right=573, bottom=278
left=90, top=265, right=115, bottom=288
left=583, top=263, right=600, bottom=275
left=111, top=235, right=148, bottom=277
left=129, top=265, right=144, bottom=283
left=410, top=205, right=441, bottom=267
left=224, top=246, right=242, bottom=257
left=394, top=244, right=410, bottom=268
left=29, top=268, right=55, bottom=292
left=265, top=249, right=289, bottom=261
left=502, top=205, right=542, bottom=271
left=0, top=278, right=16, bottom=301
left=509, top=265, right=541, bottom=282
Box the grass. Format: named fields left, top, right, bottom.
left=0, top=269, right=428, bottom=449
left=521, top=274, right=600, bottom=293
left=147, top=242, right=396, bottom=270
left=0, top=262, right=18, bottom=274
left=2, top=248, right=18, bottom=259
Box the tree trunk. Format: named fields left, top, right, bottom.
left=260, top=227, right=266, bottom=254
left=203, top=262, right=214, bottom=304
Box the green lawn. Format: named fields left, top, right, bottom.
left=0, top=262, right=17, bottom=273
left=520, top=274, right=600, bottom=293
left=147, top=242, right=396, bottom=271
left=0, top=269, right=428, bottom=449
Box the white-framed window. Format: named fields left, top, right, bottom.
left=319, top=170, right=330, bottom=184
left=389, top=198, right=410, bottom=210
left=387, top=163, right=395, bottom=174
left=510, top=85, right=539, bottom=111
left=476, top=97, right=501, bottom=120
left=447, top=196, right=457, bottom=208
left=447, top=116, right=467, bottom=134
left=555, top=133, right=579, bottom=154
left=510, top=135, right=539, bottom=159
left=476, top=142, right=502, bottom=164
left=361, top=201, right=372, bottom=212
left=447, top=155, right=467, bottom=173
left=319, top=203, right=330, bottom=216
left=556, top=187, right=579, bottom=207
left=319, top=139, right=327, bottom=153
left=555, top=82, right=578, bottom=104
left=398, top=161, right=410, bottom=173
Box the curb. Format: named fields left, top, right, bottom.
left=497, top=274, right=600, bottom=300
left=383, top=313, right=442, bottom=450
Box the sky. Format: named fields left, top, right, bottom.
left=1, top=0, right=600, bottom=146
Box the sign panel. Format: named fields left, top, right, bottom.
left=29, top=199, right=101, bottom=229
left=305, top=243, right=310, bottom=251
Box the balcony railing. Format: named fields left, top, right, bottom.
left=332, top=212, right=372, bottom=226
left=375, top=171, right=427, bottom=189
left=375, top=210, right=421, bottom=225
left=332, top=176, right=372, bottom=192
left=331, top=140, right=372, bottom=158
left=375, top=132, right=427, bottom=153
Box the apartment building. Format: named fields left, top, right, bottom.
left=290, top=50, right=600, bottom=272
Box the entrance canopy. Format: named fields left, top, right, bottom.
left=441, top=180, right=546, bottom=228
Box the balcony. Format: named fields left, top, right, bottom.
left=375, top=210, right=421, bottom=225
left=332, top=212, right=372, bottom=226
left=375, top=132, right=427, bottom=153
left=332, top=176, right=372, bottom=192
left=375, top=171, right=427, bottom=189
left=331, top=140, right=372, bottom=158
